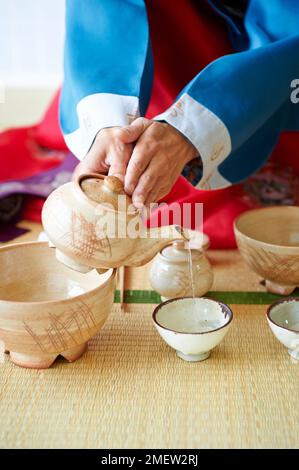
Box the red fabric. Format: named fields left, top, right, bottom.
left=144, top=0, right=299, bottom=247
left=144, top=0, right=249, bottom=247
left=0, top=89, right=66, bottom=181
left=0, top=127, right=64, bottom=182
left=32, top=90, right=68, bottom=151
left=0, top=90, right=68, bottom=222
left=21, top=196, right=45, bottom=223
left=272, top=132, right=299, bottom=176
left=145, top=0, right=233, bottom=118
left=1, top=1, right=298, bottom=246
left=146, top=175, right=249, bottom=248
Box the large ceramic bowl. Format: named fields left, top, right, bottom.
left=0, top=242, right=116, bottom=369
left=234, top=206, right=299, bottom=294
left=152, top=297, right=233, bottom=362
left=267, top=298, right=299, bottom=360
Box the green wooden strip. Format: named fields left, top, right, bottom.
left=207, top=291, right=293, bottom=305
left=114, top=289, right=299, bottom=305
left=114, top=290, right=161, bottom=304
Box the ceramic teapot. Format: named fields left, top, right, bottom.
left=42, top=173, right=196, bottom=272
left=149, top=237, right=213, bottom=300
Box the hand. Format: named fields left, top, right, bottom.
left=72, top=120, right=147, bottom=182
left=124, top=118, right=198, bottom=207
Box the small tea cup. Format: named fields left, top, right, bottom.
left=267, top=298, right=299, bottom=360
left=152, top=297, right=233, bottom=362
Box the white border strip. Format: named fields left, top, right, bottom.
left=64, top=93, right=140, bottom=160
left=154, top=93, right=232, bottom=189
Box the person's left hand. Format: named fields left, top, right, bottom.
left=124, top=118, right=198, bottom=208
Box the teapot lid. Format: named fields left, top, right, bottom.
left=79, top=174, right=134, bottom=213
left=160, top=234, right=209, bottom=262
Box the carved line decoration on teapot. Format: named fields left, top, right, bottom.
left=68, top=211, right=112, bottom=261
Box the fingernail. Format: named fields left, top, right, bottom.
left=133, top=195, right=145, bottom=208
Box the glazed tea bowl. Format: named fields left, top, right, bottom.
left=0, top=242, right=116, bottom=369
left=152, top=297, right=233, bottom=362
left=234, top=206, right=299, bottom=295
left=267, top=298, right=299, bottom=360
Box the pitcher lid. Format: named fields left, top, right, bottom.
left=160, top=234, right=209, bottom=262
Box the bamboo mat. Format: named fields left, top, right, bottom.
left=0, top=221, right=298, bottom=449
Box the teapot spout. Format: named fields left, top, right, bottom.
left=127, top=225, right=184, bottom=267
left=147, top=225, right=186, bottom=246
left=146, top=225, right=207, bottom=252
left=126, top=226, right=207, bottom=267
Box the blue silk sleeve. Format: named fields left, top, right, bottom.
left=60, top=0, right=152, bottom=159
left=155, top=0, right=299, bottom=188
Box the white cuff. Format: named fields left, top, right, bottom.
left=63, top=93, right=140, bottom=160
left=154, top=93, right=232, bottom=189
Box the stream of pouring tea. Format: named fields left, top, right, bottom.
left=181, top=229, right=223, bottom=333
left=177, top=227, right=196, bottom=299
left=188, top=242, right=219, bottom=331
left=187, top=245, right=195, bottom=299
left=178, top=227, right=196, bottom=299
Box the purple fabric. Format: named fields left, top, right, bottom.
left=0, top=152, right=77, bottom=199
left=0, top=152, right=77, bottom=242
left=0, top=224, right=29, bottom=242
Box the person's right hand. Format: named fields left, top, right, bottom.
left=72, top=120, right=148, bottom=182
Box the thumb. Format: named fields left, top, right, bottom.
left=117, top=117, right=152, bottom=143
